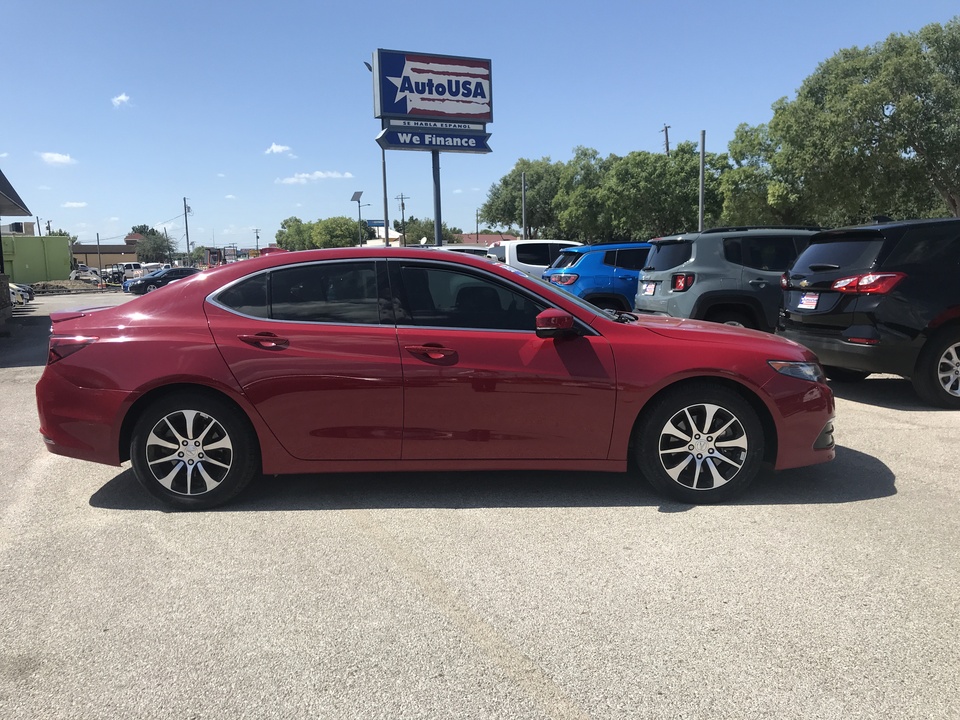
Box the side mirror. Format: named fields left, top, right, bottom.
left=536, top=308, right=579, bottom=339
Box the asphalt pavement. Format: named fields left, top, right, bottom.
left=0, top=293, right=957, bottom=719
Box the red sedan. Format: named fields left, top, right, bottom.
left=36, top=247, right=835, bottom=509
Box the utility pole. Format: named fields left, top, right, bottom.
left=662, top=124, right=671, bottom=157
left=183, top=197, right=192, bottom=259
left=476, top=209, right=480, bottom=241
left=254, top=228, right=260, bottom=253
left=521, top=171, right=527, bottom=240
left=396, top=193, right=409, bottom=246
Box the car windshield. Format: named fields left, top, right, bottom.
left=643, top=240, right=692, bottom=271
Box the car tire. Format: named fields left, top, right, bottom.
left=130, top=393, right=261, bottom=509
left=708, top=310, right=755, bottom=329
left=824, top=366, right=871, bottom=383
left=912, top=328, right=960, bottom=408
left=635, top=383, right=764, bottom=504
left=146, top=283, right=159, bottom=292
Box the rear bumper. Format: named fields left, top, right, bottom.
left=778, top=327, right=919, bottom=377
left=36, top=369, right=130, bottom=466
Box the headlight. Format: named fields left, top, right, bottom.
left=768, top=361, right=825, bottom=383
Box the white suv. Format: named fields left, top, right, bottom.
left=486, top=239, right=581, bottom=276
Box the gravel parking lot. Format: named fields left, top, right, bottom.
left=1, top=293, right=957, bottom=719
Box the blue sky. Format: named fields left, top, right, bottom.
left=4, top=0, right=957, bottom=251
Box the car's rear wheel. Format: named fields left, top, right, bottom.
left=591, top=298, right=624, bottom=311
left=635, top=383, right=764, bottom=504
left=824, top=366, right=871, bottom=383
left=913, top=328, right=960, bottom=408
left=130, top=393, right=260, bottom=509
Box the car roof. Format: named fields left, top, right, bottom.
left=559, top=241, right=652, bottom=254
left=651, top=226, right=822, bottom=243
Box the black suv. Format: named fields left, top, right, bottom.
left=778, top=218, right=960, bottom=407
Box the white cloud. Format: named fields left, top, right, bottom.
left=0, top=152, right=7, bottom=158
left=453, top=189, right=463, bottom=194
left=217, top=173, right=225, bottom=177
left=112, top=93, right=130, bottom=108
left=41, top=152, right=76, bottom=165
left=275, top=170, right=353, bottom=185
left=265, top=143, right=291, bottom=155
left=62, top=201, right=87, bottom=208
left=108, top=216, right=120, bottom=222
left=38, top=185, right=51, bottom=191
left=225, top=194, right=236, bottom=200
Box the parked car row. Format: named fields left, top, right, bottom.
left=9, top=282, right=34, bottom=306
left=627, top=218, right=960, bottom=408
left=122, top=266, right=201, bottom=294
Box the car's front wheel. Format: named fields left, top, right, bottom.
left=913, top=328, right=960, bottom=408
left=635, top=383, right=764, bottom=503
left=146, top=283, right=159, bottom=292
left=130, top=393, right=261, bottom=509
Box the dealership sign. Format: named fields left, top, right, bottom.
left=373, top=50, right=493, bottom=124
left=376, top=128, right=492, bottom=153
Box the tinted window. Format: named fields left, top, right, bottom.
left=217, top=273, right=269, bottom=318
left=883, top=225, right=960, bottom=268
left=515, top=243, right=552, bottom=266
left=551, top=251, right=581, bottom=270
left=395, top=265, right=546, bottom=330
left=792, top=238, right=885, bottom=273
left=610, top=248, right=649, bottom=270
left=644, top=241, right=692, bottom=271
left=739, top=236, right=802, bottom=272
left=271, top=261, right=380, bottom=324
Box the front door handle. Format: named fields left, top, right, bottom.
left=238, top=332, right=289, bottom=350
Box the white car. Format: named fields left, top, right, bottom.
left=485, top=239, right=581, bottom=276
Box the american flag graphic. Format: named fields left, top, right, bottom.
left=382, top=52, right=493, bottom=122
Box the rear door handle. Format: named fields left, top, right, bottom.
left=238, top=333, right=290, bottom=350
left=748, top=278, right=768, bottom=287
left=404, top=344, right=455, bottom=360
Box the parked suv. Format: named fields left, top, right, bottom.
left=778, top=218, right=960, bottom=408
left=634, top=227, right=819, bottom=331
left=542, top=241, right=651, bottom=310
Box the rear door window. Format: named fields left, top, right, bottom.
left=516, top=243, right=552, bottom=267
left=551, top=251, right=581, bottom=270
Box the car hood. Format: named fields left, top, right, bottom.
left=635, top=315, right=816, bottom=359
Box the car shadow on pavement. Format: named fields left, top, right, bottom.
left=89, top=445, right=893, bottom=513
left=827, top=375, right=936, bottom=411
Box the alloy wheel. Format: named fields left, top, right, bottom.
left=935, top=341, right=960, bottom=398
left=144, top=409, right=234, bottom=497
left=656, top=402, right=749, bottom=490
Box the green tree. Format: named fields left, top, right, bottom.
left=137, top=233, right=176, bottom=263
left=395, top=216, right=463, bottom=245
left=275, top=217, right=314, bottom=250
left=48, top=228, right=79, bottom=243
left=770, top=18, right=958, bottom=224
left=719, top=123, right=817, bottom=226
left=313, top=216, right=371, bottom=248
left=599, top=142, right=728, bottom=239
left=481, top=157, right=562, bottom=237
left=553, top=146, right=618, bottom=242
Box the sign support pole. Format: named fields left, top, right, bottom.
left=432, top=150, right=443, bottom=246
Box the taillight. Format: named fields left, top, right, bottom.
left=672, top=273, right=695, bottom=291
left=47, top=335, right=98, bottom=364
left=780, top=272, right=789, bottom=289
left=549, top=273, right=579, bottom=286
left=832, top=272, right=905, bottom=294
